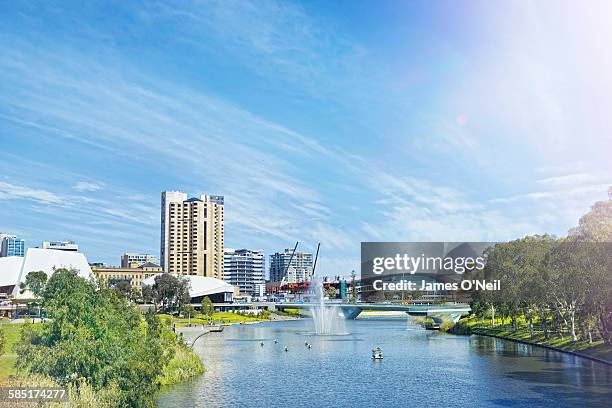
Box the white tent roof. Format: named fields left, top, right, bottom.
left=0, top=257, right=25, bottom=287
left=141, top=274, right=235, bottom=298
left=0, top=248, right=92, bottom=297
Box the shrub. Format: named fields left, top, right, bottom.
left=439, top=321, right=455, bottom=332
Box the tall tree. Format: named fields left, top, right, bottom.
left=152, top=274, right=190, bottom=313
left=19, top=271, right=48, bottom=297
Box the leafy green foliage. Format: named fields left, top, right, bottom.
left=201, top=296, right=214, bottom=318
left=15, top=268, right=173, bottom=407
left=19, top=270, right=48, bottom=297
left=0, top=325, right=4, bottom=355
left=469, top=194, right=612, bottom=345
left=143, top=273, right=190, bottom=313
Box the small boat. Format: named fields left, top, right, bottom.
left=371, top=346, right=383, bottom=360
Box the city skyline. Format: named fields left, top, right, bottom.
left=2, top=1, right=612, bottom=275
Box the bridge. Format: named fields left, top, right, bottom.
left=274, top=302, right=471, bottom=323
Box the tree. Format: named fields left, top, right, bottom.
left=16, top=268, right=172, bottom=407
left=0, top=325, right=4, bottom=355
left=325, top=286, right=337, bottom=299
left=183, top=304, right=195, bottom=326
left=19, top=271, right=48, bottom=297
left=568, top=191, right=612, bottom=344
left=151, top=274, right=190, bottom=313
left=141, top=284, right=156, bottom=305
left=108, top=278, right=133, bottom=298
left=201, top=296, right=214, bottom=319
left=569, top=189, right=612, bottom=241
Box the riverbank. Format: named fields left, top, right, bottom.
left=1, top=320, right=204, bottom=397
left=357, top=311, right=406, bottom=318
left=160, top=311, right=299, bottom=329
left=457, top=316, right=612, bottom=366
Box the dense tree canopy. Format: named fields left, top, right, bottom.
left=471, top=193, right=612, bottom=344
left=16, top=268, right=173, bottom=407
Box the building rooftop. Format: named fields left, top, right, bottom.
left=0, top=248, right=92, bottom=298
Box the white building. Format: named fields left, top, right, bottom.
left=41, top=241, right=79, bottom=252
left=142, top=274, right=235, bottom=303
left=0, top=248, right=92, bottom=298
left=223, top=249, right=265, bottom=296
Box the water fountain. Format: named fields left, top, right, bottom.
left=308, top=279, right=347, bottom=335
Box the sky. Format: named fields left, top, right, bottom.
left=1, top=0, right=611, bottom=277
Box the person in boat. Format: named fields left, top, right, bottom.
left=284, top=346, right=289, bottom=352
left=372, top=346, right=383, bottom=359
left=260, top=341, right=264, bottom=347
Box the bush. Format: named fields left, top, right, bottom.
left=439, top=321, right=455, bottom=332
left=158, top=345, right=205, bottom=386
left=15, top=269, right=171, bottom=407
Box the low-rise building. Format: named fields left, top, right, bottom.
left=92, top=262, right=163, bottom=288
left=141, top=274, right=236, bottom=303
left=41, top=241, right=79, bottom=252
left=121, top=252, right=158, bottom=268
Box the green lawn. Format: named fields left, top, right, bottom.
left=0, top=322, right=37, bottom=382
left=157, top=312, right=268, bottom=327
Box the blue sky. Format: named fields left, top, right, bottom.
left=1, top=1, right=611, bottom=276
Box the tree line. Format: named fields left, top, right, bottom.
left=470, top=195, right=612, bottom=344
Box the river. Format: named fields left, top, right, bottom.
left=157, top=318, right=612, bottom=407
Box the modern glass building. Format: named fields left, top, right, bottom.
left=0, top=235, right=25, bottom=257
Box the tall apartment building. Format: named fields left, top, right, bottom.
left=41, top=241, right=79, bottom=252
left=223, top=248, right=265, bottom=296
left=160, top=191, right=224, bottom=278
left=0, top=234, right=25, bottom=257
left=269, top=249, right=314, bottom=284
left=121, top=252, right=158, bottom=268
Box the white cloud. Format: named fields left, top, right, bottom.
left=0, top=181, right=64, bottom=204
left=72, top=181, right=103, bottom=192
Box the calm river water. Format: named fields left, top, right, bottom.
left=157, top=318, right=612, bottom=408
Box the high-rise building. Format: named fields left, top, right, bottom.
left=41, top=241, right=79, bottom=252
left=223, top=248, right=265, bottom=296
left=0, top=234, right=25, bottom=257
left=269, top=249, right=314, bottom=284
left=121, top=252, right=158, bottom=268
left=160, top=191, right=224, bottom=278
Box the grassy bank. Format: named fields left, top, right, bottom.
left=0, top=322, right=40, bottom=382
left=159, top=343, right=205, bottom=386
left=458, top=315, right=612, bottom=363
left=0, top=323, right=204, bottom=386
left=158, top=311, right=270, bottom=327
